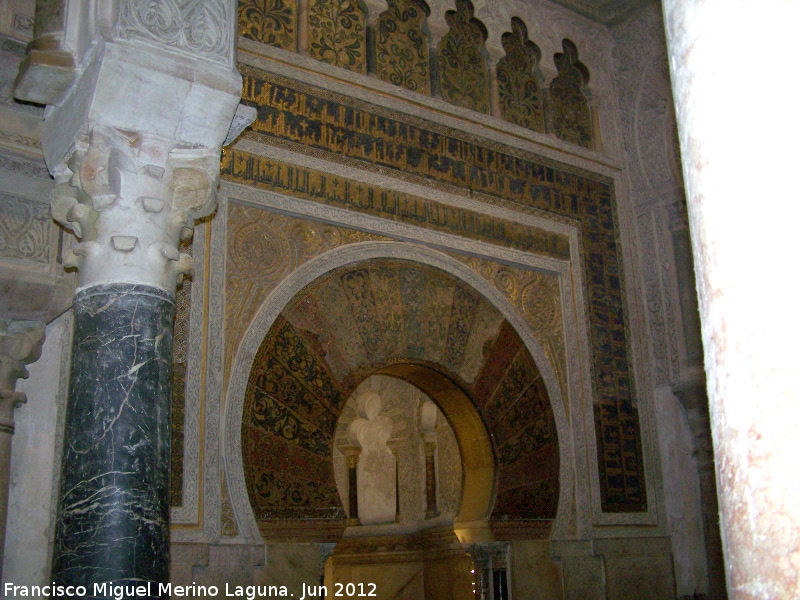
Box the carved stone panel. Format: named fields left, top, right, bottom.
left=547, top=39, right=593, bottom=149
left=119, top=0, right=235, bottom=65
left=0, top=192, right=51, bottom=267
left=497, top=17, right=545, bottom=134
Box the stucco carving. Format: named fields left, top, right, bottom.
left=170, top=223, right=206, bottom=526
left=0, top=154, right=50, bottom=180
left=613, top=3, right=685, bottom=387
left=0, top=192, right=51, bottom=266
left=118, top=0, right=234, bottom=65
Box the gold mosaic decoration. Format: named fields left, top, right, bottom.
left=376, top=0, right=431, bottom=95
left=308, top=0, right=366, bottom=73
left=497, top=17, right=545, bottom=134
left=227, top=61, right=645, bottom=513
left=437, top=0, right=489, bottom=114
left=241, top=256, right=560, bottom=530
left=238, top=0, right=297, bottom=51
left=547, top=39, right=593, bottom=149
left=455, top=254, right=566, bottom=400
left=225, top=205, right=386, bottom=378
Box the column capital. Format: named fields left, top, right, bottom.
left=0, top=320, right=45, bottom=433
left=52, top=125, right=221, bottom=291
left=14, top=1, right=251, bottom=293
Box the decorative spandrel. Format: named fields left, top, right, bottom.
left=437, top=0, right=489, bottom=114
left=376, top=0, right=431, bottom=95
left=497, top=17, right=545, bottom=134
left=547, top=39, right=593, bottom=149
left=239, top=0, right=297, bottom=51
left=309, top=0, right=367, bottom=73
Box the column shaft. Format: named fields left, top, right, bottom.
left=347, top=454, right=360, bottom=526
left=663, top=1, right=800, bottom=597
left=425, top=442, right=438, bottom=518
left=0, top=407, right=14, bottom=576
left=52, top=284, right=174, bottom=591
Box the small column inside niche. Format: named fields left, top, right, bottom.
left=465, top=543, right=511, bottom=600
left=420, top=399, right=439, bottom=519
left=297, top=0, right=310, bottom=55
left=363, top=0, right=387, bottom=76
left=387, top=438, right=401, bottom=522
left=487, top=52, right=504, bottom=119
left=340, top=444, right=362, bottom=526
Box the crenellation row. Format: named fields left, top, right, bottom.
left=239, top=0, right=596, bottom=149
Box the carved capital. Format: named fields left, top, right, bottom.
left=0, top=320, right=45, bottom=433
left=54, top=125, right=220, bottom=292
left=464, top=541, right=510, bottom=568
left=424, top=441, right=437, bottom=457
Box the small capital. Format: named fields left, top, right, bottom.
left=0, top=320, right=45, bottom=429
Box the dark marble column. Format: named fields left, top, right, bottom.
left=345, top=449, right=361, bottom=526
left=424, top=441, right=439, bottom=518
left=52, top=284, right=174, bottom=591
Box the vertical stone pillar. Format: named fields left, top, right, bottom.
left=343, top=447, right=361, bottom=526
left=662, top=1, right=800, bottom=597
left=421, top=399, right=438, bottom=519
left=673, top=377, right=727, bottom=600
left=424, top=440, right=438, bottom=519
left=486, top=54, right=503, bottom=119
left=0, top=320, right=44, bottom=580
left=14, top=0, right=245, bottom=592
left=465, top=543, right=511, bottom=600
left=387, top=439, right=400, bottom=522
left=362, top=0, right=388, bottom=76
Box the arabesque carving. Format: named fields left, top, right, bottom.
left=0, top=193, right=51, bottom=266
left=376, top=0, right=431, bottom=94
left=119, top=0, right=234, bottom=65
left=437, top=0, right=489, bottom=114
left=225, top=205, right=387, bottom=377
left=238, top=0, right=297, bottom=50
left=308, top=0, right=366, bottom=73
left=497, top=17, right=545, bottom=133
left=456, top=254, right=566, bottom=397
